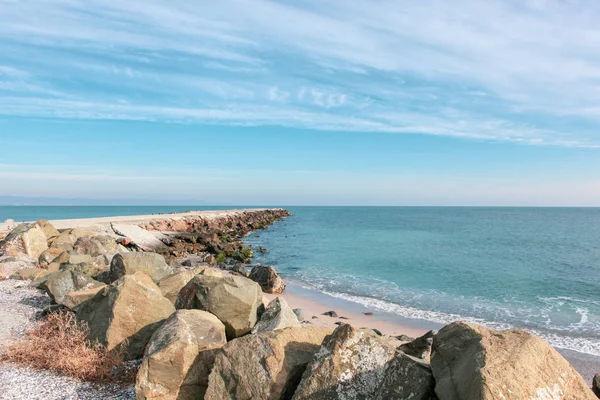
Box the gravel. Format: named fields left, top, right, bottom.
left=0, top=279, right=134, bottom=399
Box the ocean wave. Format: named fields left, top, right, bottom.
left=294, top=282, right=600, bottom=356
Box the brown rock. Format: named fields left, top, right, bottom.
left=248, top=265, right=286, bottom=294
left=42, top=269, right=104, bottom=305
left=0, top=223, right=48, bottom=259
left=62, top=285, right=107, bottom=309
left=75, top=271, right=175, bottom=359
left=38, top=247, right=64, bottom=265
left=73, top=237, right=106, bottom=257
left=293, top=324, right=397, bottom=400
left=158, top=269, right=200, bottom=305
left=176, top=274, right=262, bottom=339
left=109, top=252, right=173, bottom=283
left=251, top=297, right=301, bottom=334
left=205, top=327, right=332, bottom=400
left=10, top=268, right=51, bottom=281
left=431, top=321, right=596, bottom=400
left=37, top=220, right=59, bottom=243
left=136, top=310, right=227, bottom=400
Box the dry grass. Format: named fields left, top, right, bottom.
left=0, top=311, right=136, bottom=383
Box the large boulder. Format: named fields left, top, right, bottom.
left=293, top=324, right=434, bottom=400
left=1, top=223, right=48, bottom=258
left=158, top=269, right=200, bottom=305
left=75, top=271, right=175, bottom=359
left=248, top=265, right=286, bottom=294
left=176, top=274, right=263, bottom=339
left=205, top=327, right=332, bottom=400
left=136, top=310, right=227, bottom=400
left=108, top=252, right=173, bottom=283
left=42, top=269, right=104, bottom=306
left=251, top=296, right=301, bottom=334
left=431, top=322, right=596, bottom=400
left=73, top=237, right=106, bottom=257
left=36, top=220, right=59, bottom=243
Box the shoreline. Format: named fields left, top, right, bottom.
left=271, top=280, right=600, bottom=384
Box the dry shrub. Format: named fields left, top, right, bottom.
left=0, top=311, right=136, bottom=383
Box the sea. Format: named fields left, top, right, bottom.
left=2, top=206, right=600, bottom=356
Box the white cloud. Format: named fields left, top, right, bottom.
left=2, top=0, right=600, bottom=146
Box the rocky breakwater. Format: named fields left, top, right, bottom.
left=1, top=215, right=599, bottom=399
left=139, top=208, right=290, bottom=263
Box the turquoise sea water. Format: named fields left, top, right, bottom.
left=245, top=207, right=600, bottom=356
left=2, top=206, right=600, bottom=355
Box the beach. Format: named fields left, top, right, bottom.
left=1, top=207, right=599, bottom=396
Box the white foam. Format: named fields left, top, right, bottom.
left=302, top=286, right=600, bottom=356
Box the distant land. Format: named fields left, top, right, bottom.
left=0, top=196, right=209, bottom=206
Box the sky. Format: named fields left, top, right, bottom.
left=1, top=0, right=600, bottom=206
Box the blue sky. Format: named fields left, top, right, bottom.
left=1, top=0, right=600, bottom=205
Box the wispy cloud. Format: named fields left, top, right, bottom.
left=2, top=0, right=600, bottom=146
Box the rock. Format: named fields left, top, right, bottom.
left=111, top=223, right=168, bottom=251
left=60, top=259, right=105, bottom=278
left=322, top=310, right=338, bottom=318
left=109, top=252, right=173, bottom=283
left=38, top=247, right=64, bottom=264
left=200, top=268, right=222, bottom=278
left=10, top=268, right=51, bottom=281
left=75, top=271, right=175, bottom=359
left=431, top=321, right=595, bottom=400
left=62, top=285, right=107, bottom=309
left=396, top=334, right=415, bottom=342
left=1, top=223, right=48, bottom=258
left=136, top=310, right=227, bottom=400
left=363, top=312, right=373, bottom=316
left=158, top=269, right=199, bottom=305
left=398, top=330, right=436, bottom=362
left=176, top=274, right=263, bottom=339
left=36, top=220, right=59, bottom=243
left=42, top=269, right=104, bottom=306
left=248, top=265, right=286, bottom=294
left=373, top=351, right=436, bottom=400
left=53, top=251, right=71, bottom=264
left=205, top=327, right=332, bottom=400
left=593, top=374, right=600, bottom=397
left=30, top=271, right=56, bottom=289
left=93, top=235, right=117, bottom=252
left=73, top=237, right=106, bottom=257
left=231, top=263, right=248, bottom=277
left=70, top=228, right=96, bottom=239
left=52, top=230, right=78, bottom=250
left=47, top=262, right=60, bottom=272
left=251, top=297, right=301, bottom=334
left=293, top=308, right=305, bottom=321
left=372, top=328, right=382, bottom=336
left=292, top=324, right=397, bottom=400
